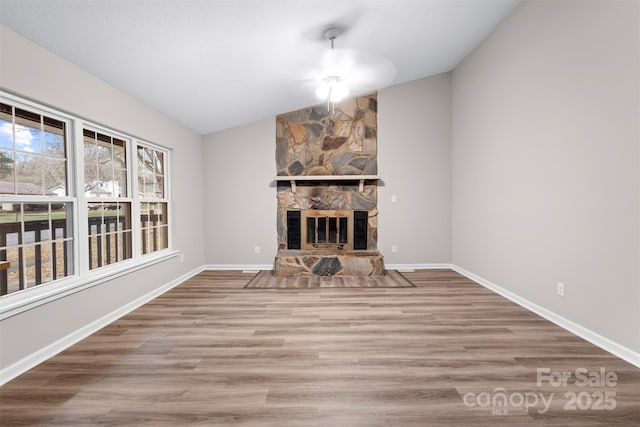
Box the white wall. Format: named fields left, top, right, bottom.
left=202, top=119, right=278, bottom=267
left=0, top=26, right=205, bottom=371
left=378, top=74, right=452, bottom=266
left=452, top=1, right=639, bottom=352
left=201, top=75, right=453, bottom=267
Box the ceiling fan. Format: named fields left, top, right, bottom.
left=313, top=27, right=396, bottom=111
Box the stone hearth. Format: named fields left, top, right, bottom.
left=274, top=251, right=385, bottom=276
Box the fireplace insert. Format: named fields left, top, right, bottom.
left=286, top=209, right=367, bottom=251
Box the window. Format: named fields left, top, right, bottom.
left=137, top=146, right=169, bottom=255
left=0, top=93, right=172, bottom=304
left=84, top=129, right=132, bottom=269
left=0, top=102, right=74, bottom=296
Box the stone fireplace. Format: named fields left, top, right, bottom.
left=274, top=92, right=385, bottom=277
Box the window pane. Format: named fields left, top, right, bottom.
left=113, top=138, right=126, bottom=164
left=14, top=108, right=42, bottom=154
left=25, top=252, right=36, bottom=287
left=16, top=153, right=43, bottom=195
left=140, top=202, right=149, bottom=224
left=153, top=203, right=167, bottom=226
left=52, top=202, right=71, bottom=238
left=95, top=143, right=111, bottom=163
left=154, top=151, right=163, bottom=174
left=115, top=203, right=132, bottom=263
left=24, top=203, right=50, bottom=243
left=0, top=204, right=20, bottom=295
left=98, top=162, right=113, bottom=189
left=0, top=203, right=21, bottom=225
left=137, top=147, right=155, bottom=197
left=43, top=117, right=65, bottom=158
left=87, top=203, right=103, bottom=269
left=116, top=168, right=127, bottom=198
left=155, top=175, right=164, bottom=198
left=156, top=226, right=169, bottom=251
left=117, top=231, right=130, bottom=262
left=39, top=242, right=53, bottom=285
left=113, top=142, right=126, bottom=167
left=0, top=104, right=13, bottom=149
left=143, top=147, right=153, bottom=165
left=0, top=149, right=15, bottom=194
left=84, top=132, right=97, bottom=164
left=84, top=162, right=98, bottom=195
left=44, top=158, right=66, bottom=195
left=137, top=161, right=145, bottom=196
left=103, top=203, right=118, bottom=266
left=87, top=202, right=101, bottom=227
left=116, top=203, right=131, bottom=229
left=4, top=247, right=21, bottom=294
left=52, top=240, right=71, bottom=280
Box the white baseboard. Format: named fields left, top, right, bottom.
left=0, top=264, right=206, bottom=386
left=451, top=264, right=640, bottom=369
left=205, top=264, right=453, bottom=272
left=385, top=263, right=453, bottom=271
left=205, top=264, right=274, bottom=271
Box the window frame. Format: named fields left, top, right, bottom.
left=81, top=124, right=134, bottom=270
left=0, top=91, right=176, bottom=320
left=137, top=142, right=172, bottom=256
left=0, top=96, right=79, bottom=296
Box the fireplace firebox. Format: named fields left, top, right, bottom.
left=286, top=210, right=367, bottom=251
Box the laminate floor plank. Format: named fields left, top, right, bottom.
left=1, top=269, right=639, bottom=426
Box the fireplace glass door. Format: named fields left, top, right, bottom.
left=301, top=210, right=353, bottom=251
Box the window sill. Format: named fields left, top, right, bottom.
left=0, top=249, right=179, bottom=320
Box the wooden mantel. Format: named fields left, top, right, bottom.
left=275, top=175, right=380, bottom=193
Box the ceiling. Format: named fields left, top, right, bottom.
left=0, top=1, right=520, bottom=135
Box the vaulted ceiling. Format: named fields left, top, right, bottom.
left=0, top=1, right=520, bottom=134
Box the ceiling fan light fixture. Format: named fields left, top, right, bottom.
left=316, top=28, right=350, bottom=110
left=316, top=75, right=349, bottom=103
left=315, top=81, right=330, bottom=100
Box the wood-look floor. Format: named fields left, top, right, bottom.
left=1, top=270, right=639, bottom=426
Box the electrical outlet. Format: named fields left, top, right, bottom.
left=254, top=246, right=260, bottom=254
left=391, top=194, right=397, bottom=203
left=179, top=253, right=184, bottom=263
left=556, top=282, right=565, bottom=297
left=391, top=245, right=397, bottom=253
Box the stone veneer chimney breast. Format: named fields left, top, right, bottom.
left=274, top=92, right=385, bottom=277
